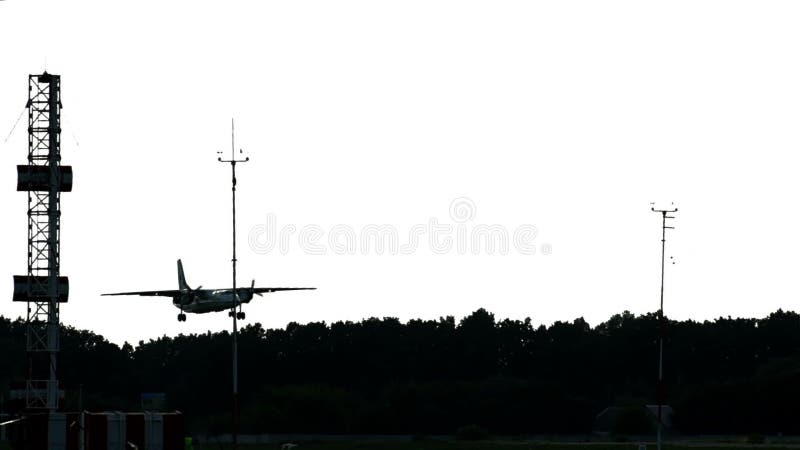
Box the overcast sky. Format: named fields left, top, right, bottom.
left=1, top=1, right=799, bottom=345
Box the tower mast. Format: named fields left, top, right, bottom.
left=218, top=119, right=248, bottom=450
left=13, top=72, right=72, bottom=412
left=651, top=204, right=677, bottom=450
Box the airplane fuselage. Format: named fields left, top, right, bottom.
left=173, top=288, right=256, bottom=314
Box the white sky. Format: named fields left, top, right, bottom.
left=1, top=0, right=799, bottom=345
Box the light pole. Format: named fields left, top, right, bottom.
left=651, top=205, right=676, bottom=450
left=218, top=119, right=248, bottom=450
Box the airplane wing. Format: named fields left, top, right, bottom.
left=102, top=290, right=181, bottom=297
left=252, top=287, right=316, bottom=294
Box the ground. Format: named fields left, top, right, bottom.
left=189, top=441, right=800, bottom=450
left=4, top=439, right=800, bottom=450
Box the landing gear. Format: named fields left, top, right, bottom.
left=177, top=313, right=186, bottom=322
left=229, top=309, right=246, bottom=320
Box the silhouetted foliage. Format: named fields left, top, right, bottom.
left=2, top=308, right=800, bottom=434
left=456, top=424, right=490, bottom=440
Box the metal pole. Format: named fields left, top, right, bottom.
left=79, top=385, right=85, bottom=450
left=657, top=211, right=665, bottom=450
left=219, top=119, right=248, bottom=450
left=231, top=160, right=238, bottom=450
left=47, top=75, right=60, bottom=412
left=652, top=206, right=676, bottom=450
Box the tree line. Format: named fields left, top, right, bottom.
left=1, top=308, right=799, bottom=435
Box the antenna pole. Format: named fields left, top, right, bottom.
left=651, top=205, right=677, bottom=450
left=218, top=118, right=248, bottom=450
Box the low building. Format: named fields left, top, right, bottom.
left=594, top=405, right=674, bottom=435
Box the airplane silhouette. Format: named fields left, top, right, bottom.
left=103, top=260, right=315, bottom=321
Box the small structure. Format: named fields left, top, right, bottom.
left=645, top=404, right=674, bottom=429
left=5, top=411, right=183, bottom=450
left=594, top=405, right=674, bottom=435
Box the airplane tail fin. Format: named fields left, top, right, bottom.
left=249, top=279, right=257, bottom=300
left=178, top=259, right=191, bottom=291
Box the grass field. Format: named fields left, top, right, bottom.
left=190, top=442, right=800, bottom=450
left=4, top=438, right=800, bottom=450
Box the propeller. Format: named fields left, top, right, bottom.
left=251, top=279, right=261, bottom=297
left=177, top=285, right=202, bottom=305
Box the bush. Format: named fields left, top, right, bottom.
left=456, top=424, right=490, bottom=440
